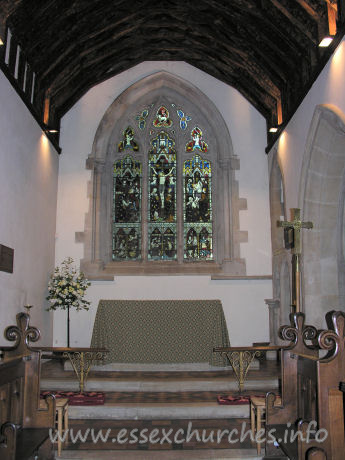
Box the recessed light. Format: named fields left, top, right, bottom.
left=319, top=36, right=333, bottom=47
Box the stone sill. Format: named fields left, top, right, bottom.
left=81, top=258, right=248, bottom=280
left=211, top=275, right=272, bottom=280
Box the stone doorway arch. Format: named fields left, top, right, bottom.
left=267, top=151, right=291, bottom=344
left=300, top=104, right=345, bottom=327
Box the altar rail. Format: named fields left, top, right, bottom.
left=213, top=345, right=283, bottom=392
left=0, top=313, right=55, bottom=460
left=265, top=310, right=345, bottom=460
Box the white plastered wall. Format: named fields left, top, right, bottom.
left=0, top=71, right=59, bottom=345
left=55, top=61, right=272, bottom=347
left=272, top=39, right=345, bottom=212
left=268, top=38, right=345, bottom=328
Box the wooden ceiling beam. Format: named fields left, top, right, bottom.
left=46, top=32, right=281, bottom=108
left=201, top=0, right=319, bottom=48
left=30, top=0, right=312, bottom=79
left=38, top=16, right=289, bottom=97
left=294, top=0, right=327, bottom=20
left=51, top=44, right=276, bottom=121
left=265, top=0, right=320, bottom=42
left=188, top=58, right=275, bottom=121
left=1, top=0, right=341, bottom=134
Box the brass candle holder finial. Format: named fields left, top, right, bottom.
left=24, top=305, right=33, bottom=315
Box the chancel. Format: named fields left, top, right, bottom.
left=1, top=1, right=345, bottom=459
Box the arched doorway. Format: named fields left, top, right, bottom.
left=268, top=151, right=291, bottom=342
left=300, top=105, right=345, bottom=327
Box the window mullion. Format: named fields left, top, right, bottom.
left=177, top=150, right=184, bottom=263
left=141, top=151, right=148, bottom=261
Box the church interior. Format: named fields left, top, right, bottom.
left=1, top=1, right=345, bottom=459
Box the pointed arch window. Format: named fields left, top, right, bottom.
left=82, top=72, right=245, bottom=278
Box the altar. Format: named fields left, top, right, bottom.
left=91, top=300, right=230, bottom=366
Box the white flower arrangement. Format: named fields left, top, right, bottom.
left=46, top=257, right=91, bottom=312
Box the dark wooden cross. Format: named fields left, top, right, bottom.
left=277, top=208, right=313, bottom=312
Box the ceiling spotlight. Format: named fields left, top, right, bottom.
left=269, top=127, right=278, bottom=133
left=44, top=123, right=59, bottom=134
left=0, top=38, right=3, bottom=46
left=319, top=36, right=333, bottom=47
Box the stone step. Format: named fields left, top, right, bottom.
left=64, top=361, right=260, bottom=373
left=41, top=377, right=278, bottom=393
left=68, top=401, right=251, bottom=420
left=65, top=418, right=260, bottom=450
left=57, top=448, right=264, bottom=459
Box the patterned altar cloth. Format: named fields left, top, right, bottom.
left=91, top=299, right=230, bottom=366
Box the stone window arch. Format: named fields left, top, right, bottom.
left=79, top=72, right=246, bottom=279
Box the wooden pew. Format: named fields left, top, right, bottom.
left=0, top=313, right=55, bottom=459
left=265, top=310, right=345, bottom=459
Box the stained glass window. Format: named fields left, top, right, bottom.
left=118, top=126, right=139, bottom=152
left=84, top=74, right=243, bottom=280
left=177, top=109, right=191, bottom=130
left=112, top=155, right=142, bottom=260
left=136, top=109, right=149, bottom=130
left=111, top=104, right=214, bottom=265
left=186, top=126, right=208, bottom=153
left=153, top=106, right=173, bottom=128
left=148, top=131, right=177, bottom=260
left=183, top=154, right=213, bottom=260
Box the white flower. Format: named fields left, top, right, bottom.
left=46, top=257, right=90, bottom=312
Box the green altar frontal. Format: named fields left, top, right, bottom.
left=91, top=299, right=230, bottom=366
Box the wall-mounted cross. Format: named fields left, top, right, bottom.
left=277, top=208, right=313, bottom=312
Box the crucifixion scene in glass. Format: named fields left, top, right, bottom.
left=112, top=102, right=213, bottom=262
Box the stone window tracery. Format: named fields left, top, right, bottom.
left=79, top=72, right=246, bottom=279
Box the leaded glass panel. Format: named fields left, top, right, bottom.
left=153, top=106, right=173, bottom=128
left=148, top=131, right=177, bottom=260
left=113, top=226, right=141, bottom=260
left=186, top=126, right=208, bottom=153
left=183, top=154, right=213, bottom=260
left=177, top=109, right=191, bottom=130
left=148, top=224, right=176, bottom=260
left=112, top=155, right=142, bottom=260
left=118, top=126, right=139, bottom=152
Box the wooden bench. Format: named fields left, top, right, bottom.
left=265, top=310, right=345, bottom=460
left=0, top=313, right=55, bottom=460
